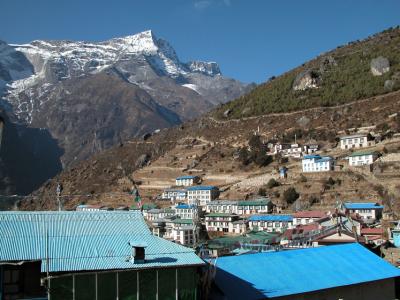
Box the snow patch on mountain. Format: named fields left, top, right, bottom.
left=182, top=83, right=202, bottom=95
left=0, top=30, right=232, bottom=124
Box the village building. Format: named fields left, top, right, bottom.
left=174, top=203, right=200, bottom=219
left=236, top=199, right=273, bottom=215
left=144, top=207, right=176, bottom=221
left=248, top=215, right=293, bottom=233
left=280, top=223, right=320, bottom=246
left=348, top=150, right=379, bottom=167
left=211, top=243, right=400, bottom=300
left=164, top=219, right=196, bottom=246
left=340, top=133, right=374, bottom=150
left=312, top=227, right=364, bottom=246
left=175, top=175, right=200, bottom=187
left=316, top=212, right=363, bottom=236
left=344, top=202, right=384, bottom=223
left=303, top=143, right=319, bottom=154
left=205, top=200, right=238, bottom=214
left=228, top=220, right=248, bottom=234
left=205, top=213, right=240, bottom=233
left=76, top=204, right=105, bottom=211
left=302, top=154, right=335, bottom=172
left=161, top=188, right=187, bottom=202
left=187, top=186, right=220, bottom=206
left=292, top=210, right=327, bottom=226
left=361, top=227, right=385, bottom=246
left=279, top=143, right=303, bottom=158
left=0, top=211, right=204, bottom=300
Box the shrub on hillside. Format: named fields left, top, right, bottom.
left=283, top=187, right=299, bottom=205
left=266, top=178, right=280, bottom=189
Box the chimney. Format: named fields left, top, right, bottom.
left=128, top=241, right=148, bottom=264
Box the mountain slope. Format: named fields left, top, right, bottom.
left=214, top=26, right=400, bottom=119
left=0, top=30, right=250, bottom=195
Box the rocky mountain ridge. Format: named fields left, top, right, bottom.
left=0, top=30, right=250, bottom=195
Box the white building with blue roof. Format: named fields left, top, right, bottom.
left=302, top=154, right=335, bottom=172
left=211, top=243, right=400, bottom=300
left=187, top=185, right=220, bottom=206
left=0, top=211, right=204, bottom=299
left=248, top=214, right=293, bottom=233
left=174, top=203, right=200, bottom=219
left=175, top=175, right=200, bottom=187
left=344, top=202, right=384, bottom=223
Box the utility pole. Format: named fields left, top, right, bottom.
left=56, top=183, right=63, bottom=211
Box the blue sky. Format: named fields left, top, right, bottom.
left=1, top=0, right=399, bottom=83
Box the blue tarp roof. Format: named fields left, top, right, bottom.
left=187, top=185, right=218, bottom=191
left=344, top=202, right=384, bottom=209
left=0, top=211, right=204, bottom=273
left=176, top=175, right=198, bottom=180
left=213, top=243, right=400, bottom=299
left=248, top=215, right=293, bottom=222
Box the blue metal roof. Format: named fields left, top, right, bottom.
left=248, top=215, right=293, bottom=222
left=213, top=243, right=400, bottom=299
left=187, top=185, right=218, bottom=191
left=303, top=154, right=321, bottom=159
left=176, top=175, right=198, bottom=180
left=0, top=211, right=204, bottom=273
left=175, top=204, right=195, bottom=209
left=344, top=202, right=384, bottom=209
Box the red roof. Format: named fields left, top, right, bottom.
left=361, top=228, right=384, bottom=235
left=293, top=211, right=327, bottom=219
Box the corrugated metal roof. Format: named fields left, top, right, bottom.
left=0, top=211, right=204, bottom=272
left=349, top=150, right=378, bottom=157
left=344, top=202, right=384, bottom=209
left=187, top=185, right=218, bottom=191
left=213, top=243, right=400, bottom=299
left=175, top=204, right=196, bottom=209
left=248, top=215, right=293, bottom=222
left=176, top=175, right=198, bottom=180
left=238, top=199, right=271, bottom=206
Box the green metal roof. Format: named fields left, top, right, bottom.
left=238, top=199, right=271, bottom=206
left=206, top=213, right=237, bottom=217
left=173, top=219, right=193, bottom=225
left=349, top=150, right=378, bottom=157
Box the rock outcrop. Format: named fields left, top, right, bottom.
left=370, top=56, right=390, bottom=76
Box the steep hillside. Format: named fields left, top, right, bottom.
left=25, top=90, right=400, bottom=213
left=214, top=26, right=400, bottom=119
left=16, top=27, right=400, bottom=216
left=0, top=30, right=250, bottom=195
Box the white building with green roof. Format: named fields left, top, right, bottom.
left=348, top=150, right=379, bottom=166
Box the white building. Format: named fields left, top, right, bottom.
left=248, top=215, right=293, bottom=233
left=187, top=186, right=219, bottom=206
left=303, top=144, right=319, bottom=154
left=280, top=143, right=303, bottom=158
left=205, top=213, right=239, bottom=233
left=205, top=200, right=238, bottom=214
left=144, top=208, right=176, bottom=221
left=161, top=188, right=187, bottom=202
left=76, top=204, right=103, bottom=211
left=174, top=203, right=200, bottom=220
left=302, top=155, right=335, bottom=172
left=340, top=134, right=373, bottom=150
left=228, top=220, right=248, bottom=234
left=292, top=210, right=327, bottom=226
left=348, top=151, right=378, bottom=167
left=205, top=199, right=273, bottom=215
left=164, top=219, right=195, bottom=246
left=344, top=202, right=383, bottom=223
left=175, top=175, right=200, bottom=187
